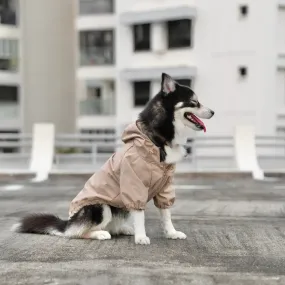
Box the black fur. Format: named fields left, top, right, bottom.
left=69, top=204, right=104, bottom=225
left=110, top=206, right=130, bottom=219
left=15, top=213, right=67, bottom=234
left=138, top=73, right=197, bottom=161
left=14, top=204, right=130, bottom=236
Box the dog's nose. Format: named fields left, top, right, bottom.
left=210, top=110, right=215, bottom=116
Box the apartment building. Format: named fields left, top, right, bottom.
left=0, top=0, right=284, bottom=144
left=77, top=0, right=285, bottom=139
left=0, top=0, right=76, bottom=140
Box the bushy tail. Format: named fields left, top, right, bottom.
left=11, top=214, right=68, bottom=236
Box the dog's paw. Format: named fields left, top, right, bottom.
left=165, top=231, right=187, bottom=240
left=135, top=235, right=150, bottom=245
left=88, top=230, right=111, bottom=240
left=119, top=225, right=135, bottom=236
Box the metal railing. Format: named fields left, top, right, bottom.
left=80, top=47, right=114, bottom=66
left=0, top=133, right=284, bottom=172
left=79, top=97, right=115, bottom=116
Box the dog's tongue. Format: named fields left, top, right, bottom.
left=188, top=114, right=206, bottom=132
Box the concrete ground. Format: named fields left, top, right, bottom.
left=1, top=175, right=285, bottom=285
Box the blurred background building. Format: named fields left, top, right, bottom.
left=0, top=0, right=285, bottom=141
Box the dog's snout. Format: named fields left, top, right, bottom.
left=210, top=110, right=215, bottom=116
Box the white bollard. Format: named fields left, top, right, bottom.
left=29, top=123, right=55, bottom=182
left=234, top=125, right=264, bottom=180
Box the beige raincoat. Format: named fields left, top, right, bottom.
left=69, top=121, right=176, bottom=218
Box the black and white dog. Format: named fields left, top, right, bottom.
left=12, top=73, right=214, bottom=245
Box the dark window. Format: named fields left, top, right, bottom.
left=0, top=0, right=17, bottom=25
left=80, top=30, right=114, bottom=66
left=239, top=5, right=248, bottom=17
left=79, top=0, right=113, bottom=15
left=0, top=85, right=18, bottom=102
left=133, top=24, right=150, bottom=51
left=167, top=19, right=192, bottom=49
left=133, top=81, right=150, bottom=106
left=176, top=79, right=192, bottom=87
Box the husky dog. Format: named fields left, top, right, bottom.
left=12, top=73, right=214, bottom=245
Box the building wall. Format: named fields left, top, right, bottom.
left=108, top=0, right=280, bottom=137
left=20, top=0, right=76, bottom=133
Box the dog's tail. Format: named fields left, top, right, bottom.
left=11, top=213, right=68, bottom=236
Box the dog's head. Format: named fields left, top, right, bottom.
left=161, top=73, right=214, bottom=132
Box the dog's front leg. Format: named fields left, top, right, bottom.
left=132, top=210, right=150, bottom=245
left=159, top=209, right=187, bottom=239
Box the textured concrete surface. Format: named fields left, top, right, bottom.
left=1, top=176, right=285, bottom=284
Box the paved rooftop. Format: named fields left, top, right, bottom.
left=1, top=175, right=285, bottom=284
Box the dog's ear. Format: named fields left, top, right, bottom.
left=161, top=73, right=176, bottom=95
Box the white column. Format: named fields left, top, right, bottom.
left=21, top=0, right=76, bottom=133
left=115, top=78, right=132, bottom=142
left=151, top=22, right=167, bottom=53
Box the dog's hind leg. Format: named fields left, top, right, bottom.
left=65, top=204, right=112, bottom=240
left=105, top=206, right=134, bottom=236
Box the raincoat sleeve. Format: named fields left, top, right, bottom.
left=153, top=179, right=175, bottom=209
left=119, top=153, right=150, bottom=210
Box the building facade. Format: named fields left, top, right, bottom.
left=0, top=0, right=284, bottom=141
left=77, top=0, right=285, bottom=139
left=0, top=0, right=76, bottom=136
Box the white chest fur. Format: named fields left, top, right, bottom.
left=164, top=144, right=187, bottom=164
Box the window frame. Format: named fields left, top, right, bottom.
left=167, top=19, right=192, bottom=49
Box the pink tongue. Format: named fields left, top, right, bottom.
left=188, top=114, right=206, bottom=132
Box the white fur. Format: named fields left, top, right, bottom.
left=65, top=205, right=112, bottom=238
left=48, top=228, right=64, bottom=237
left=87, top=230, right=111, bottom=240
left=106, top=215, right=134, bottom=235
left=164, top=145, right=186, bottom=164
left=159, top=209, right=187, bottom=239
left=11, top=223, right=21, bottom=232
left=132, top=210, right=150, bottom=245
left=64, top=224, right=90, bottom=238
left=194, top=105, right=214, bottom=119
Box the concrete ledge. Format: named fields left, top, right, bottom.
left=120, top=6, right=197, bottom=25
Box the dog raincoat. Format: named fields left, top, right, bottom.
left=69, top=121, right=176, bottom=218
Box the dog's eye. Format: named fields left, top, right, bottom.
left=190, top=100, right=199, bottom=106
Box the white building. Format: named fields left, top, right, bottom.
left=0, top=0, right=284, bottom=141
left=0, top=0, right=76, bottom=137
left=77, top=0, right=285, bottom=139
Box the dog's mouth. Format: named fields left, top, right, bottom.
left=184, top=112, right=206, bottom=132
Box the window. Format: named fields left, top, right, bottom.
left=0, top=39, right=18, bottom=71
left=0, top=86, right=18, bottom=102
left=176, top=79, right=192, bottom=87
left=133, top=24, right=150, bottom=51
left=133, top=81, right=150, bottom=106
left=80, top=30, right=114, bottom=66
left=79, top=0, right=113, bottom=15
left=167, top=19, right=192, bottom=49
left=0, top=0, right=17, bottom=25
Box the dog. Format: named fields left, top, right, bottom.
left=12, top=73, right=214, bottom=245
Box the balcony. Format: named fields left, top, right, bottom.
left=79, top=0, right=113, bottom=15
left=0, top=103, right=20, bottom=128
left=80, top=47, right=113, bottom=66
left=79, top=97, right=114, bottom=116
left=78, top=97, right=115, bottom=129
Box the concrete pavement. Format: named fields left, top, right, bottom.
left=1, top=176, right=285, bottom=284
